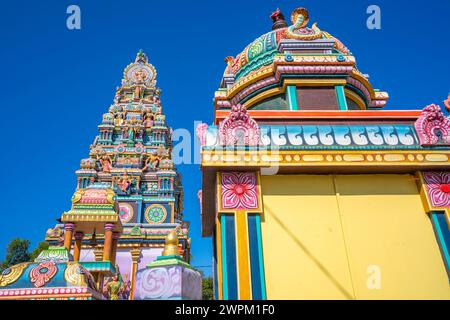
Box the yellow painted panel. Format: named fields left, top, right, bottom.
left=335, top=174, right=450, bottom=299
left=260, top=175, right=355, bottom=300
left=235, top=211, right=252, bottom=300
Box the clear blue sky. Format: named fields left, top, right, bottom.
left=0, top=0, right=449, bottom=275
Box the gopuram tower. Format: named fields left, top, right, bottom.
left=45, top=51, right=190, bottom=299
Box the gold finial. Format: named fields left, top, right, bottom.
left=162, top=228, right=180, bottom=256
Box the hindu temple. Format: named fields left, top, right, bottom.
left=1, top=6, right=449, bottom=301
left=197, top=7, right=450, bottom=299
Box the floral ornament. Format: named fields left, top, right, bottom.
left=145, top=205, right=167, bottom=224
left=119, top=203, right=134, bottom=223
left=221, top=172, right=259, bottom=210
left=29, top=262, right=58, bottom=288
left=423, top=172, right=450, bottom=208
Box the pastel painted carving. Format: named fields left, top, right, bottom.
left=221, top=172, right=259, bottom=210
left=414, top=104, right=450, bottom=146
left=423, top=172, right=450, bottom=208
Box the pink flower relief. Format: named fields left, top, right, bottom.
left=423, top=172, right=450, bottom=208
left=30, top=262, right=58, bottom=288
left=221, top=172, right=258, bottom=210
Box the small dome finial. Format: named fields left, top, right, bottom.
left=270, top=8, right=287, bottom=30
left=162, top=228, right=180, bottom=256
left=135, top=49, right=148, bottom=63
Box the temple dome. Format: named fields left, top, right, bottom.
left=216, top=7, right=389, bottom=111
left=226, top=7, right=350, bottom=81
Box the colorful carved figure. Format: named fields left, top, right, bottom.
left=117, top=174, right=132, bottom=192
left=144, top=113, right=154, bottom=127
left=143, top=154, right=160, bottom=171
left=97, top=154, right=113, bottom=172
left=127, top=126, right=135, bottom=141
left=115, top=112, right=124, bottom=126
left=103, top=275, right=124, bottom=300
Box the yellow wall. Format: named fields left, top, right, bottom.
left=260, top=174, right=450, bottom=300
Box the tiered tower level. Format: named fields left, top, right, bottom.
left=46, top=51, right=190, bottom=296
left=198, top=8, right=450, bottom=300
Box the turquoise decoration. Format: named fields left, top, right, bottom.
left=235, top=31, right=278, bottom=80
left=203, top=124, right=420, bottom=150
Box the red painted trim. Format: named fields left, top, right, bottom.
left=214, top=110, right=421, bottom=124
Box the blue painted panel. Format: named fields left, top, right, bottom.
left=431, top=212, right=450, bottom=279
left=248, top=214, right=262, bottom=299
left=224, top=215, right=238, bottom=299
left=220, top=215, right=228, bottom=299
left=204, top=124, right=423, bottom=150
left=213, top=229, right=219, bottom=300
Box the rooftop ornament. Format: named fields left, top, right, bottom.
left=286, top=7, right=322, bottom=40
left=415, top=104, right=450, bottom=146
left=219, top=104, right=261, bottom=146
left=270, top=8, right=287, bottom=30
left=444, top=93, right=450, bottom=111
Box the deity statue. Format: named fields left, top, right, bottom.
left=96, top=154, right=113, bottom=173
left=114, top=112, right=124, bottom=126
left=120, top=274, right=131, bottom=299
left=133, top=68, right=147, bottom=82
left=142, top=154, right=160, bottom=171
left=127, top=127, right=135, bottom=141
left=103, top=275, right=124, bottom=300
left=117, top=174, right=132, bottom=192
left=114, top=86, right=122, bottom=102
left=134, top=86, right=145, bottom=100
left=143, top=113, right=154, bottom=127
